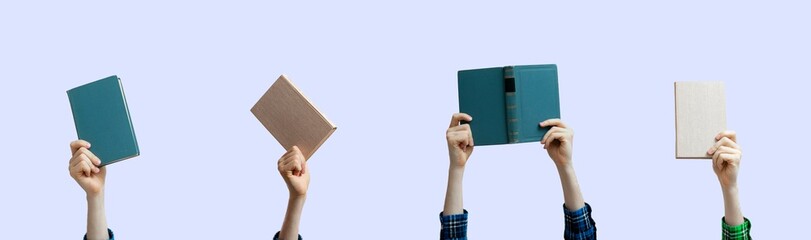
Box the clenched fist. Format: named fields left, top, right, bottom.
left=69, top=140, right=106, bottom=197
left=708, top=131, right=742, bottom=189
left=278, top=146, right=310, bottom=197
left=446, top=113, right=474, bottom=169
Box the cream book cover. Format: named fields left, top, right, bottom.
left=251, top=75, right=337, bottom=160
left=674, top=81, right=726, bottom=159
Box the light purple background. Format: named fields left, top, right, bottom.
left=1, top=1, right=809, bottom=239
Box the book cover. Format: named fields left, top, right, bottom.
left=67, top=75, right=140, bottom=166
left=251, top=75, right=337, bottom=160
left=674, top=81, right=727, bottom=159
left=458, top=64, right=560, bottom=146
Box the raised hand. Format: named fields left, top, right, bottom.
left=446, top=113, right=474, bottom=169
left=540, top=119, right=585, bottom=211
left=277, top=146, right=310, bottom=197
left=540, top=119, right=574, bottom=168
left=69, top=140, right=106, bottom=196
left=68, top=140, right=109, bottom=240
left=442, top=113, right=475, bottom=216
left=708, top=130, right=745, bottom=226
left=277, top=146, right=311, bottom=240
left=708, top=131, right=742, bottom=189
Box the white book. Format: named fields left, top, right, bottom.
left=674, top=81, right=727, bottom=159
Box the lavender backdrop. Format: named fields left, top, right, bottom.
left=1, top=1, right=809, bottom=239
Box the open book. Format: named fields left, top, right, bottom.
left=458, top=64, right=561, bottom=146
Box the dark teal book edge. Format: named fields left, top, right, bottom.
left=67, top=75, right=141, bottom=166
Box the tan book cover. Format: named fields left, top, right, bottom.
left=674, top=81, right=726, bottom=159
left=251, top=75, right=337, bottom=160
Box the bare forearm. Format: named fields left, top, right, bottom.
left=279, top=194, right=306, bottom=240
left=443, top=166, right=465, bottom=215
left=721, top=185, right=744, bottom=225
left=556, top=164, right=585, bottom=211
left=86, top=193, right=109, bottom=240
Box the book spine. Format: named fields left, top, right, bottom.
left=504, top=66, right=520, bottom=143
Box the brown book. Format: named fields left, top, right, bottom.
left=674, top=81, right=726, bottom=159
left=251, top=75, right=337, bottom=160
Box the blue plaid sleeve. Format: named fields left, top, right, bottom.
left=563, top=203, right=597, bottom=240
left=439, top=209, right=468, bottom=240
left=273, top=231, right=303, bottom=240
left=83, top=228, right=114, bottom=240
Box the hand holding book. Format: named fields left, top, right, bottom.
left=277, top=146, right=310, bottom=240
left=540, top=119, right=573, bottom=168
left=709, top=130, right=745, bottom=227
left=68, top=140, right=110, bottom=240
left=278, top=146, right=310, bottom=197
left=69, top=140, right=105, bottom=197
left=446, top=113, right=474, bottom=169
left=709, top=131, right=741, bottom=190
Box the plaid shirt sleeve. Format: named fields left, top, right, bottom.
left=722, top=217, right=752, bottom=240
left=83, top=228, right=114, bottom=240
left=273, top=231, right=303, bottom=240
left=439, top=209, right=468, bottom=240
left=563, top=203, right=597, bottom=240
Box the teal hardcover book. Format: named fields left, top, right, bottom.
left=67, top=75, right=140, bottom=166
left=458, top=64, right=560, bottom=146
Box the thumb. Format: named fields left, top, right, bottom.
left=300, top=161, right=308, bottom=176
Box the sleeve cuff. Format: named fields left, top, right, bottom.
left=722, top=217, right=751, bottom=240
left=563, top=203, right=597, bottom=240
left=83, top=228, right=114, bottom=240
left=439, top=209, right=468, bottom=240
left=273, top=231, right=303, bottom=240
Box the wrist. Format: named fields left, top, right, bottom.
left=449, top=163, right=466, bottom=172
left=86, top=191, right=104, bottom=203
left=555, top=163, right=575, bottom=174
left=721, top=181, right=738, bottom=191
left=721, top=185, right=739, bottom=196
left=447, top=166, right=465, bottom=184
left=448, top=152, right=467, bottom=169
left=449, top=165, right=466, bottom=181
left=287, top=194, right=307, bottom=213
left=556, top=164, right=579, bottom=187
left=288, top=192, right=307, bottom=202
